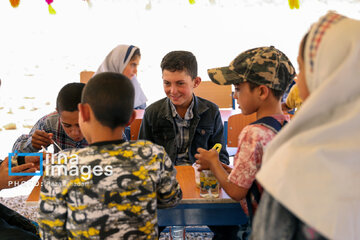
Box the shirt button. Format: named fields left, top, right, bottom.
left=201, top=129, right=206, bottom=135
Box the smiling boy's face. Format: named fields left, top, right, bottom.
left=59, top=110, right=84, bottom=142
left=162, top=69, right=200, bottom=110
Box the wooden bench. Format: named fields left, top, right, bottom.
left=194, top=81, right=234, bottom=109
left=80, top=71, right=95, bottom=84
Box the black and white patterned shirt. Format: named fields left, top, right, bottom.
left=39, top=140, right=182, bottom=239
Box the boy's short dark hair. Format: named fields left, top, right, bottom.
left=57, top=83, right=85, bottom=113
left=246, top=81, right=284, bottom=100
left=81, top=72, right=134, bottom=129
left=160, top=51, right=198, bottom=79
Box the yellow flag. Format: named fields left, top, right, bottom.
left=288, top=0, right=300, bottom=9
left=48, top=4, right=56, bottom=14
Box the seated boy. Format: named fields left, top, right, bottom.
left=138, top=50, right=229, bottom=238
left=195, top=46, right=295, bottom=238
left=38, top=72, right=182, bottom=239
left=12, top=83, right=88, bottom=153
left=139, top=50, right=229, bottom=166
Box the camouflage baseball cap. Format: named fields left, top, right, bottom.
left=207, top=46, right=296, bottom=91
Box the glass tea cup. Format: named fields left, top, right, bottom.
left=199, top=170, right=219, bottom=198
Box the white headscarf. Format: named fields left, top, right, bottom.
left=94, top=44, right=147, bottom=109
left=256, top=12, right=360, bottom=240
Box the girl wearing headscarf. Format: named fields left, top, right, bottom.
left=251, top=11, right=360, bottom=240
left=94, top=44, right=148, bottom=109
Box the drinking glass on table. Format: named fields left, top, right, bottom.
left=199, top=170, right=219, bottom=198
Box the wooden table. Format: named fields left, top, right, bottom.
left=26, top=177, right=42, bottom=205
left=27, top=166, right=247, bottom=226
left=158, top=166, right=247, bottom=226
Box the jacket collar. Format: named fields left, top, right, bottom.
left=162, top=95, right=209, bottom=120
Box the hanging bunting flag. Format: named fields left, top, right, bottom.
left=46, top=0, right=56, bottom=14
left=9, top=0, right=20, bottom=8
left=288, top=0, right=300, bottom=9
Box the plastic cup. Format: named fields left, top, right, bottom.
left=199, top=170, right=219, bottom=198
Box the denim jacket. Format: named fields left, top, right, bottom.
left=139, top=96, right=229, bottom=165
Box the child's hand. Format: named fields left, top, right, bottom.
left=25, top=152, right=47, bottom=171
left=0, top=157, right=36, bottom=190
left=31, top=130, right=52, bottom=150
left=194, top=147, right=220, bottom=171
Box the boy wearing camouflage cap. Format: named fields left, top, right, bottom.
left=195, top=46, right=295, bottom=237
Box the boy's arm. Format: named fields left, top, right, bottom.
left=12, top=134, right=37, bottom=153
left=156, top=149, right=182, bottom=209
left=12, top=115, right=50, bottom=153
left=9, top=154, right=43, bottom=171
left=211, top=110, right=230, bottom=165
left=0, top=157, right=37, bottom=190
left=195, top=149, right=248, bottom=201
left=38, top=176, right=68, bottom=240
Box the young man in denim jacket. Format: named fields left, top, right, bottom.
left=139, top=50, right=230, bottom=239
left=139, top=50, right=229, bottom=166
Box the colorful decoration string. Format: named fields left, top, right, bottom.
left=9, top=0, right=20, bottom=8
left=46, top=0, right=56, bottom=14
left=9, top=0, right=298, bottom=12
left=288, top=0, right=300, bottom=9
